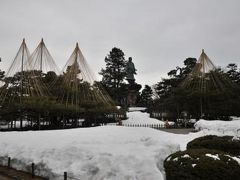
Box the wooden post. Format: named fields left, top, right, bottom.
left=38, top=114, right=41, bottom=130
left=8, top=157, right=11, bottom=168
left=10, top=121, right=13, bottom=129
left=40, top=38, right=43, bottom=72
left=64, top=172, right=67, bottom=180
left=20, top=116, right=23, bottom=130
left=31, top=118, right=33, bottom=128
left=32, top=163, right=35, bottom=177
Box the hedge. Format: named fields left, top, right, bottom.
left=164, top=149, right=240, bottom=180
left=187, top=135, right=240, bottom=156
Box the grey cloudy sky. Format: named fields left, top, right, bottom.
left=0, top=0, right=240, bottom=85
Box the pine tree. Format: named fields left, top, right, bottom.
left=99, top=47, right=127, bottom=104
left=226, top=63, right=240, bottom=84
left=154, top=58, right=197, bottom=99
left=0, top=58, right=5, bottom=80
left=139, top=85, right=153, bottom=107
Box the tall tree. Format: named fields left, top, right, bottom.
left=99, top=47, right=127, bottom=104
left=0, top=58, right=5, bottom=81
left=155, top=57, right=197, bottom=99
left=154, top=57, right=240, bottom=119
left=226, top=63, right=240, bottom=84
left=138, top=85, right=153, bottom=108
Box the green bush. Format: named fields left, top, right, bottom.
left=187, top=135, right=240, bottom=156
left=164, top=149, right=240, bottom=180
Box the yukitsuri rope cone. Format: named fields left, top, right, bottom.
left=57, top=43, right=115, bottom=111
left=180, top=49, right=239, bottom=117
left=0, top=39, right=56, bottom=129
left=0, top=39, right=50, bottom=107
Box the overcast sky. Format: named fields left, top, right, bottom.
left=0, top=0, right=240, bottom=85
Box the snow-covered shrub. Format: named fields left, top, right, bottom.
left=164, top=149, right=240, bottom=180
left=187, top=135, right=240, bottom=156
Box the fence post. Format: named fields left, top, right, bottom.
left=64, top=172, right=67, bottom=180
left=31, top=163, right=35, bottom=177
left=8, top=157, right=11, bottom=168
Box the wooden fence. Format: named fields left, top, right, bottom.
left=0, top=156, right=80, bottom=180
left=107, top=123, right=173, bottom=129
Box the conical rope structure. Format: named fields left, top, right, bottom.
left=180, top=49, right=239, bottom=117
left=29, top=39, right=60, bottom=75
left=181, top=50, right=230, bottom=92
left=0, top=39, right=49, bottom=107
left=57, top=43, right=115, bottom=112
left=0, top=40, right=119, bottom=129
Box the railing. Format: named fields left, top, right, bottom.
left=105, top=113, right=127, bottom=120
left=0, top=156, right=81, bottom=179
left=106, top=123, right=173, bottom=129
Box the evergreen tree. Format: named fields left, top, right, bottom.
left=139, top=85, right=153, bottom=107
left=153, top=57, right=240, bottom=119
left=99, top=47, right=127, bottom=104
left=155, top=57, right=197, bottom=99
left=0, top=58, right=5, bottom=80
left=226, top=63, right=240, bottom=84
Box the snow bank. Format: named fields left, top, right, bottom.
left=230, top=116, right=240, bottom=121
left=128, top=107, right=147, bottom=112
left=123, top=111, right=165, bottom=125
left=0, top=126, right=195, bottom=180
left=1, top=111, right=239, bottom=179
left=195, top=119, right=240, bottom=135
left=123, top=111, right=175, bottom=126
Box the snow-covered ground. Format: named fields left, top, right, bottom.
left=123, top=111, right=165, bottom=125
left=0, top=111, right=239, bottom=180
left=0, top=126, right=197, bottom=180
left=128, top=107, right=147, bottom=112
left=195, top=119, right=240, bottom=135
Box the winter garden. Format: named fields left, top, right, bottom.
left=0, top=37, right=239, bottom=180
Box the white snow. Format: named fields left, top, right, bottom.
left=205, top=154, right=220, bottom=160
left=195, top=119, right=240, bottom=135
left=232, top=135, right=240, bottom=141
left=189, top=119, right=197, bottom=123
left=182, top=154, right=191, bottom=158
left=192, top=164, right=196, bottom=168
left=225, top=155, right=240, bottom=165
left=230, top=116, right=240, bottom=121
left=0, top=126, right=194, bottom=180
left=128, top=107, right=147, bottom=112
left=0, top=111, right=239, bottom=179
left=122, top=111, right=175, bottom=126
left=0, top=121, right=29, bottom=129
left=173, top=157, right=178, bottom=161
left=0, top=122, right=201, bottom=179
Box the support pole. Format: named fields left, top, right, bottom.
left=31, top=163, right=35, bottom=177
left=64, top=172, right=67, bottom=180
left=20, top=38, right=25, bottom=130
left=38, top=113, right=41, bottom=130
left=200, top=97, right=203, bottom=118
left=40, top=38, right=43, bottom=72
left=8, top=157, right=11, bottom=168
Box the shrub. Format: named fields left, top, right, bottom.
left=187, top=135, right=240, bottom=156
left=164, top=149, right=240, bottom=180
